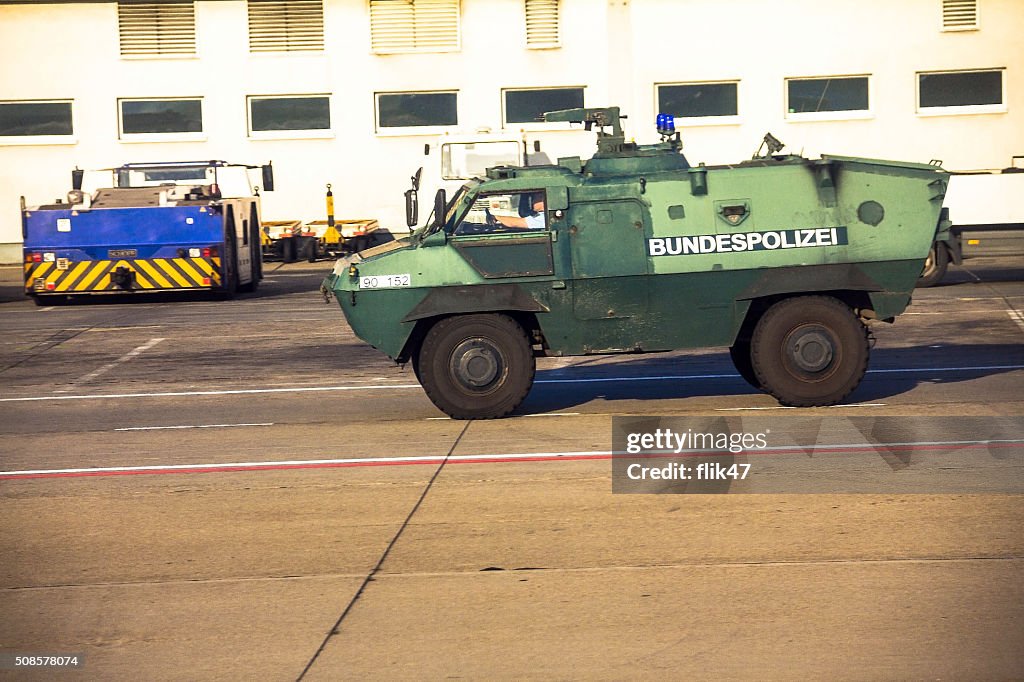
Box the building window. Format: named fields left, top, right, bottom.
left=525, top=0, right=559, bottom=49
left=248, top=1, right=324, bottom=53
left=369, top=0, right=460, bottom=54
left=503, top=87, right=584, bottom=125
left=118, top=1, right=196, bottom=57
left=376, top=92, right=458, bottom=132
left=942, top=0, right=978, bottom=31
left=0, top=100, right=73, bottom=138
left=786, top=76, right=870, bottom=118
left=657, top=82, right=739, bottom=122
left=248, top=95, right=331, bottom=134
left=917, top=69, right=1004, bottom=115
left=119, top=98, right=203, bottom=137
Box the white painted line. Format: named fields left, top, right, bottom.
left=88, top=325, right=165, bottom=332
left=2, top=383, right=422, bottom=403
left=528, top=412, right=581, bottom=417
left=865, top=365, right=1023, bottom=374
left=537, top=372, right=738, bottom=383
left=426, top=412, right=581, bottom=421
left=1007, top=310, right=1024, bottom=334
left=2, top=364, right=1022, bottom=404
left=3, top=439, right=1021, bottom=480
left=54, top=337, right=166, bottom=393
left=716, top=403, right=887, bottom=412
left=114, top=422, right=274, bottom=432
left=2, top=450, right=614, bottom=477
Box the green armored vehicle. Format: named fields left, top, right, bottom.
left=323, top=107, right=949, bottom=419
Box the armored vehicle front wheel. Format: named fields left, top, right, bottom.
left=917, top=243, right=949, bottom=288
left=417, top=314, right=535, bottom=419
left=751, top=296, right=869, bottom=407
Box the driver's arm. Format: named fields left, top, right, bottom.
left=492, top=213, right=530, bottom=229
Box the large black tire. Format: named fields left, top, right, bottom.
left=729, top=339, right=761, bottom=390
left=281, top=236, right=297, bottom=263
left=751, top=296, right=869, bottom=407
left=417, top=314, right=535, bottom=419
left=296, top=236, right=319, bottom=262
left=917, top=242, right=949, bottom=287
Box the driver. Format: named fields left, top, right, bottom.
left=487, top=195, right=546, bottom=230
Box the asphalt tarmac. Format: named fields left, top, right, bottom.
left=1, top=258, right=1022, bottom=680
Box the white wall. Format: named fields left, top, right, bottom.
left=628, top=0, right=1024, bottom=168
left=1, top=0, right=1021, bottom=263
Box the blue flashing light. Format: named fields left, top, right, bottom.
left=657, top=113, right=676, bottom=136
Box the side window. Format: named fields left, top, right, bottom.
left=454, top=191, right=547, bottom=235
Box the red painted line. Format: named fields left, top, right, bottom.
left=0, top=454, right=612, bottom=480
left=0, top=443, right=1019, bottom=481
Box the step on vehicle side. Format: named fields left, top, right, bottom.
left=322, top=107, right=950, bottom=418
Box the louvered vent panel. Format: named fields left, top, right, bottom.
left=249, top=1, right=324, bottom=52
left=525, top=0, right=559, bottom=48
left=118, top=2, right=196, bottom=56
left=370, top=0, right=460, bottom=54
left=942, top=0, right=978, bottom=29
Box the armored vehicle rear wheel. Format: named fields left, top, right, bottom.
left=418, top=314, right=535, bottom=419
left=917, top=243, right=949, bottom=288
left=751, top=296, right=869, bottom=407
left=729, top=339, right=761, bottom=390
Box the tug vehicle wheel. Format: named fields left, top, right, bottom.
left=729, top=339, right=761, bottom=390
left=751, top=296, right=869, bottom=407
left=417, top=314, right=535, bottom=419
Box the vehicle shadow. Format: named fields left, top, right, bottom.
left=519, top=342, right=1024, bottom=414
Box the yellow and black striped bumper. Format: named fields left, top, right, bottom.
left=24, top=257, right=222, bottom=294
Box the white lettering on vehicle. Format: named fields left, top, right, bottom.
left=648, top=227, right=849, bottom=256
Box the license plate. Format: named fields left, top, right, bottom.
left=359, top=274, right=411, bottom=289
left=109, top=249, right=137, bottom=258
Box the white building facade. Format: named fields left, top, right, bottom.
left=1, top=0, right=1021, bottom=263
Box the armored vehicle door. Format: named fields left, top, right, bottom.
left=569, top=199, right=649, bottom=320
left=449, top=190, right=555, bottom=279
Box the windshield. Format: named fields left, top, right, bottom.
left=417, top=180, right=479, bottom=240
left=441, top=140, right=521, bottom=180
left=117, top=166, right=212, bottom=188
left=445, top=182, right=476, bottom=224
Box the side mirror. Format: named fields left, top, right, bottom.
left=261, top=163, right=275, bottom=192
left=433, top=188, right=447, bottom=230
left=71, top=168, right=84, bottom=191
left=405, top=188, right=418, bottom=228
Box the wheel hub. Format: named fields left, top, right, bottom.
left=450, top=338, right=503, bottom=389
left=788, top=328, right=835, bottom=373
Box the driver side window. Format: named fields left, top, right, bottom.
left=454, top=191, right=547, bottom=236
